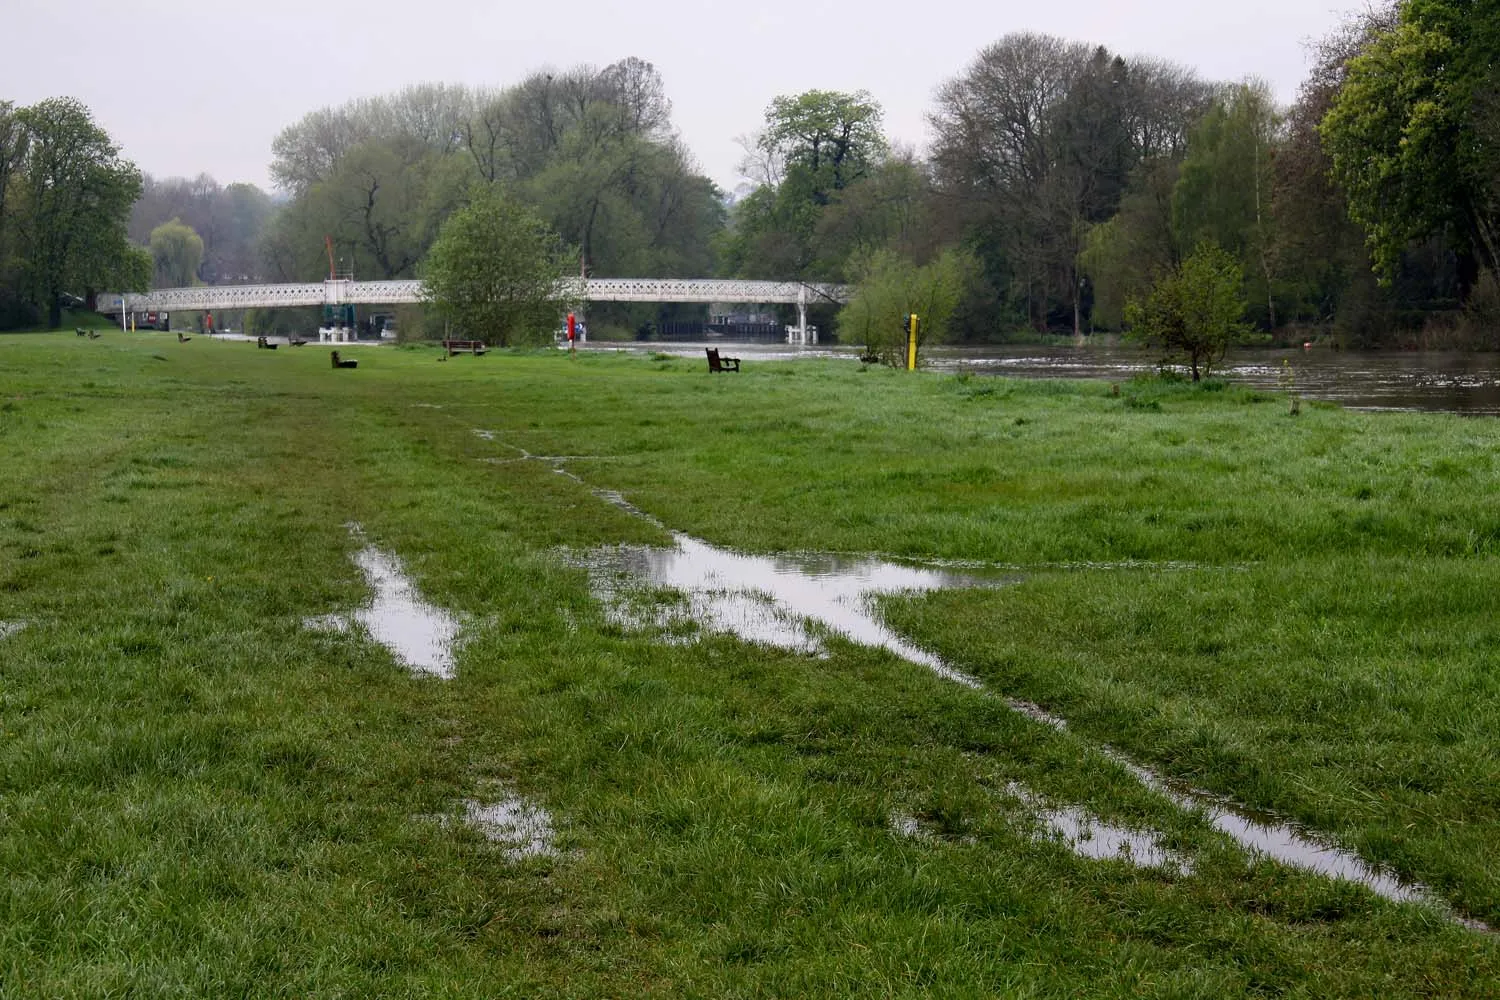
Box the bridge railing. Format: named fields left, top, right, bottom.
left=103, top=278, right=850, bottom=314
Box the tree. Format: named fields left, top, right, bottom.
left=1172, top=82, right=1282, bottom=327
left=840, top=248, right=975, bottom=367
left=724, top=90, right=889, bottom=281
left=759, top=90, right=886, bottom=205
left=1322, top=0, right=1500, bottom=290
left=421, top=190, right=574, bottom=346
left=1125, top=242, right=1249, bottom=381
left=1273, top=4, right=1400, bottom=336
left=929, top=35, right=1211, bottom=335
left=13, top=98, right=143, bottom=328
left=150, top=218, right=204, bottom=288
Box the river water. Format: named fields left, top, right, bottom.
left=592, top=341, right=1500, bottom=416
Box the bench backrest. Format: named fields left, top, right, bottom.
left=706, top=348, right=723, bottom=372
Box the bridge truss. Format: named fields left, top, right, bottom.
left=101, top=278, right=849, bottom=343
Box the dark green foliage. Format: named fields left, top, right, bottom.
left=0, top=98, right=144, bottom=329
left=1125, top=243, right=1251, bottom=381
left=421, top=190, right=573, bottom=345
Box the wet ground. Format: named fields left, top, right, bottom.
left=585, top=341, right=1500, bottom=415
left=305, top=525, right=462, bottom=680
left=456, top=794, right=558, bottom=860
left=292, top=433, right=1489, bottom=930
left=550, top=457, right=1488, bottom=929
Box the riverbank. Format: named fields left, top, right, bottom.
left=2, top=332, right=1497, bottom=995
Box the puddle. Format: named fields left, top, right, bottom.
left=1009, top=785, right=1190, bottom=873
left=458, top=794, right=558, bottom=860
left=305, top=525, right=462, bottom=680
left=890, top=811, right=930, bottom=841
left=888, top=810, right=977, bottom=846
left=0, top=621, right=26, bottom=640
left=556, top=473, right=1489, bottom=929
left=1121, top=762, right=1435, bottom=910
left=576, top=533, right=1009, bottom=688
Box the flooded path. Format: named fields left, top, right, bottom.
left=533, top=457, right=1489, bottom=929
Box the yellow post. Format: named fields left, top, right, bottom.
left=906, top=313, right=919, bottom=371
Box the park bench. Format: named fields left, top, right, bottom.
left=288, top=337, right=307, bottom=347
left=706, top=347, right=740, bottom=373
left=330, top=350, right=358, bottom=369
left=442, top=339, right=487, bottom=356
left=75, top=328, right=87, bottom=337
left=256, top=336, right=278, bottom=350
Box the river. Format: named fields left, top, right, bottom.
left=587, top=341, right=1500, bottom=416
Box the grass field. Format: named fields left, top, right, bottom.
left=2, top=331, right=1498, bottom=997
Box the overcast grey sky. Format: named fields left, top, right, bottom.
left=6, top=0, right=1359, bottom=194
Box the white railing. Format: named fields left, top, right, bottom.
left=103, top=277, right=849, bottom=314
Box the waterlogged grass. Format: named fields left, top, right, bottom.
left=1, top=333, right=1498, bottom=996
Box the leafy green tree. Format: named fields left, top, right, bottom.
left=1322, top=0, right=1500, bottom=289
left=150, top=218, right=204, bottom=287
left=1081, top=159, right=1182, bottom=328
left=759, top=90, right=886, bottom=205
left=421, top=190, right=574, bottom=346
left=13, top=98, right=143, bottom=328
left=1172, top=82, right=1281, bottom=326
left=840, top=248, right=975, bottom=367
left=1125, top=242, right=1249, bottom=381
left=724, top=90, right=889, bottom=281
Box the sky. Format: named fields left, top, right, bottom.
left=5, top=0, right=1361, bottom=196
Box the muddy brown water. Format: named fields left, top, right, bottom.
left=584, top=341, right=1500, bottom=415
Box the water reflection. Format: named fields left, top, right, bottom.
left=1010, top=784, right=1191, bottom=874
left=939, top=346, right=1500, bottom=415
left=576, top=533, right=1008, bottom=690
left=459, top=795, right=558, bottom=860
left=573, top=517, right=1487, bottom=928
left=306, top=525, right=462, bottom=680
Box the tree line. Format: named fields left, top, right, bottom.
left=7, top=0, right=1498, bottom=347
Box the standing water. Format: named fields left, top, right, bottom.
left=564, top=478, right=1489, bottom=930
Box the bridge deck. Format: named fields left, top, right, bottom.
left=102, top=278, right=849, bottom=314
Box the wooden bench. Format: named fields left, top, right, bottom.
left=442, top=339, right=487, bottom=356
left=256, top=336, right=278, bottom=350
left=706, top=348, right=740, bottom=373
left=330, top=350, right=358, bottom=369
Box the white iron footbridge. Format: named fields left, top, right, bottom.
left=100, top=278, right=849, bottom=344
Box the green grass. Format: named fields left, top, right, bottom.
left=1, top=332, right=1497, bottom=996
